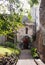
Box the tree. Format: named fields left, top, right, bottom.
left=0, top=14, right=10, bottom=35
left=8, top=0, right=23, bottom=14
left=0, top=0, right=39, bottom=33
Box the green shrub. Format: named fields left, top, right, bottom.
left=4, top=42, right=16, bottom=48
left=31, top=48, right=39, bottom=58
left=12, top=48, right=21, bottom=56
left=31, top=48, right=37, bottom=53
left=7, top=32, right=14, bottom=43
left=33, top=52, right=39, bottom=58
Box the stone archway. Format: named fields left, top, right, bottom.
left=21, top=35, right=32, bottom=49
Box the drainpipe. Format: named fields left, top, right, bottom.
left=35, top=7, right=37, bottom=40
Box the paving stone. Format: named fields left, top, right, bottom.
left=35, top=59, right=45, bottom=65
left=17, top=59, right=36, bottom=65
left=16, top=50, right=36, bottom=65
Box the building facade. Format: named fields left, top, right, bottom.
left=17, top=22, right=35, bottom=42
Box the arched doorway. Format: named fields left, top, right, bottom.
left=20, top=35, right=32, bottom=49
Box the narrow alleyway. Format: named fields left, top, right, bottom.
left=16, top=50, right=37, bottom=65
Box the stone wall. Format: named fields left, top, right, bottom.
left=34, top=0, right=45, bottom=62
left=17, top=26, right=33, bottom=42
left=36, top=30, right=43, bottom=60
left=39, top=0, right=45, bottom=62
left=0, top=35, right=6, bottom=44
left=36, top=30, right=45, bottom=62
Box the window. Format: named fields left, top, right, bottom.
left=26, top=27, right=28, bottom=34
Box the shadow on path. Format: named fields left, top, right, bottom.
left=19, top=50, right=33, bottom=59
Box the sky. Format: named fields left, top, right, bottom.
left=19, top=0, right=30, bottom=16
left=0, top=0, right=30, bottom=14
left=19, top=0, right=30, bottom=10
left=0, top=0, right=10, bottom=14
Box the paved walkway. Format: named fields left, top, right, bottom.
left=16, top=50, right=37, bottom=65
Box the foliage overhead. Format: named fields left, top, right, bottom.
left=0, top=0, right=24, bottom=35
left=0, top=0, right=38, bottom=35
left=0, top=14, right=23, bottom=35
left=28, top=0, right=38, bottom=7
